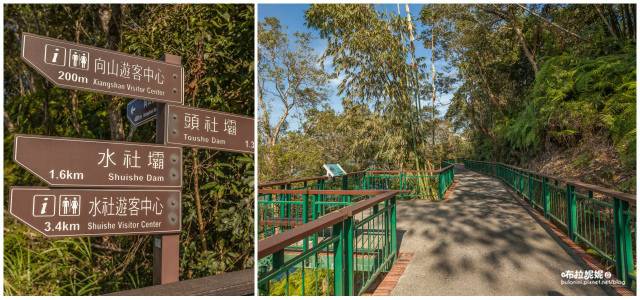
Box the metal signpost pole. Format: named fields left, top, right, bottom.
left=153, top=54, right=181, bottom=285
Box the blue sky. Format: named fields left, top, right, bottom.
left=258, top=4, right=455, bottom=130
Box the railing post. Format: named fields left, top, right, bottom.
left=311, top=194, right=317, bottom=248
left=437, top=172, right=444, bottom=200
left=302, top=192, right=309, bottom=253
left=279, top=185, right=286, bottom=234
left=332, top=222, right=344, bottom=296
left=342, top=175, right=348, bottom=203
left=265, top=194, right=273, bottom=236
left=344, top=216, right=354, bottom=295
left=528, top=173, right=533, bottom=205
left=451, top=166, right=455, bottom=180
left=566, top=183, right=577, bottom=241
left=383, top=198, right=390, bottom=271
left=613, top=197, right=633, bottom=287
left=390, top=196, right=398, bottom=258
left=519, top=171, right=524, bottom=194
left=363, top=173, right=369, bottom=190
left=318, top=179, right=325, bottom=204
left=542, top=177, right=550, bottom=218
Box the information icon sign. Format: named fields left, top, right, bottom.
left=33, top=195, right=56, bottom=217
left=44, top=44, right=66, bottom=66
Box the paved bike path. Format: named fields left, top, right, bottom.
left=390, top=166, right=609, bottom=296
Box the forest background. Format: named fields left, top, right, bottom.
left=4, top=4, right=254, bottom=295
left=258, top=4, right=636, bottom=195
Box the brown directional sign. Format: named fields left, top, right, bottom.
left=165, top=104, right=254, bottom=154
left=14, top=134, right=182, bottom=188
left=21, top=32, right=183, bottom=104
left=10, top=187, right=181, bottom=237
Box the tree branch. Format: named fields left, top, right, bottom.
left=515, top=4, right=587, bottom=41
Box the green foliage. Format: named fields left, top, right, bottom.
left=441, top=4, right=635, bottom=191
left=526, top=49, right=636, bottom=166
left=4, top=227, right=103, bottom=295
left=4, top=4, right=253, bottom=295
left=268, top=268, right=333, bottom=296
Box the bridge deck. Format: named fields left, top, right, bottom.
left=390, top=166, right=609, bottom=296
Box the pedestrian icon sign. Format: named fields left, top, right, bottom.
left=59, top=195, right=81, bottom=216
left=68, top=49, right=89, bottom=70
left=33, top=195, right=56, bottom=217
left=44, top=44, right=66, bottom=66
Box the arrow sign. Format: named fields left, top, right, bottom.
left=14, top=134, right=182, bottom=188
left=10, top=187, right=181, bottom=237
left=127, top=99, right=157, bottom=127
left=165, top=104, right=254, bottom=154
left=21, top=32, right=183, bottom=104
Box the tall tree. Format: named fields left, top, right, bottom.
left=257, top=17, right=328, bottom=147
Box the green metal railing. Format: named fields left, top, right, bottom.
left=257, top=190, right=386, bottom=240
left=464, top=159, right=636, bottom=290
left=258, top=167, right=455, bottom=241
left=259, top=164, right=455, bottom=201
left=364, top=165, right=454, bottom=200
left=257, top=191, right=399, bottom=296
left=256, top=164, right=456, bottom=296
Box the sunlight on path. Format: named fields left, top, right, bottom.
left=390, top=166, right=609, bottom=296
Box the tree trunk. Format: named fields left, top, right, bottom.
left=606, top=5, right=622, bottom=39
left=192, top=148, right=208, bottom=251
left=70, top=91, right=81, bottom=134
left=431, top=27, right=437, bottom=157
left=595, top=5, right=618, bottom=39
left=100, top=4, right=125, bottom=140
left=270, top=107, right=289, bottom=147
left=70, top=17, right=83, bottom=135
left=514, top=26, right=539, bottom=73
left=4, top=111, right=16, bottom=134
left=623, top=4, right=635, bottom=41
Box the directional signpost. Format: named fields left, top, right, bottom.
left=10, top=187, right=181, bottom=237
left=14, top=135, right=182, bottom=188
left=14, top=32, right=254, bottom=288
left=127, top=99, right=158, bottom=127
left=165, top=104, right=254, bottom=153
left=21, top=33, right=183, bottom=104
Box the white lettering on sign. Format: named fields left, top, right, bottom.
left=90, top=57, right=165, bottom=85
left=88, top=196, right=163, bottom=217
left=97, top=149, right=166, bottom=170
left=182, top=112, right=240, bottom=137
left=123, top=150, right=141, bottom=169
left=205, top=116, right=219, bottom=133
left=224, top=119, right=237, bottom=136
left=147, top=151, right=164, bottom=169
left=185, top=113, right=199, bottom=130
left=98, top=148, right=116, bottom=168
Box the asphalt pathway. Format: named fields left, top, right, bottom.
left=390, top=166, right=609, bottom=296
